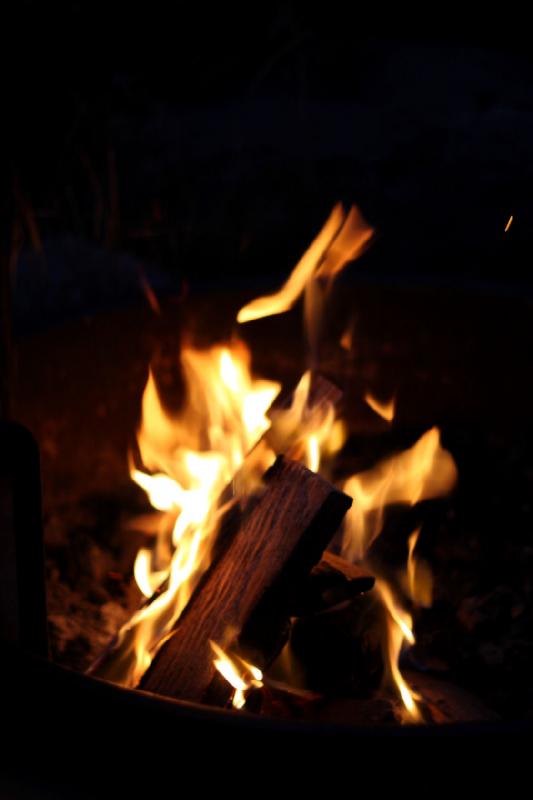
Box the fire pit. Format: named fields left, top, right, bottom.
left=3, top=200, right=532, bottom=761
left=7, top=18, right=533, bottom=795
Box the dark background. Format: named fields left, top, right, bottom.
left=3, top=3, right=533, bottom=745
left=6, top=3, right=533, bottom=330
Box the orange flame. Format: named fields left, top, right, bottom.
left=364, top=391, right=396, bottom=422
left=342, top=428, right=456, bottom=721
left=342, top=427, right=457, bottom=562
left=237, top=204, right=373, bottom=324
left=376, top=580, right=421, bottom=722
left=210, top=641, right=263, bottom=710
left=340, top=325, right=354, bottom=352
left=96, top=202, right=458, bottom=726
left=95, top=341, right=280, bottom=687
left=267, top=371, right=345, bottom=473
left=406, top=528, right=433, bottom=608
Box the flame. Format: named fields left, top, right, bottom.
left=237, top=204, right=373, bottom=324
left=406, top=528, right=433, bottom=608
left=504, top=214, right=513, bottom=233
left=364, top=391, right=396, bottom=422
left=236, top=203, right=368, bottom=474
left=94, top=341, right=280, bottom=687
left=267, top=371, right=345, bottom=473
left=94, top=202, right=459, bottom=726
left=376, top=580, right=421, bottom=722
left=340, top=325, right=353, bottom=352
left=342, top=427, right=457, bottom=562
left=341, top=428, right=456, bottom=720
left=210, top=641, right=263, bottom=709
left=137, top=344, right=279, bottom=480
left=134, top=548, right=167, bottom=598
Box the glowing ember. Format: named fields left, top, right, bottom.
left=340, top=325, right=353, bottom=352
left=139, top=268, right=161, bottom=314
left=504, top=214, right=513, bottom=233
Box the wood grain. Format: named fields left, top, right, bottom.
left=141, top=456, right=352, bottom=702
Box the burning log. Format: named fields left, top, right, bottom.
left=137, top=551, right=372, bottom=616
left=140, top=456, right=352, bottom=703
left=269, top=372, right=342, bottom=416
left=90, top=371, right=347, bottom=685
left=89, top=548, right=372, bottom=682
left=289, top=551, right=374, bottom=616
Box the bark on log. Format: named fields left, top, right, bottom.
left=140, top=456, right=351, bottom=702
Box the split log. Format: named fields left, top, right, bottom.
left=90, top=373, right=345, bottom=681
left=265, top=373, right=342, bottom=459
left=290, top=551, right=374, bottom=616
left=138, top=551, right=373, bottom=616
left=289, top=590, right=383, bottom=695
left=140, top=456, right=352, bottom=702
left=269, top=372, right=342, bottom=416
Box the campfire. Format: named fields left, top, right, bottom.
left=72, top=202, right=464, bottom=724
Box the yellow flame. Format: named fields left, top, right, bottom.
left=364, top=391, right=396, bottom=422
left=237, top=204, right=373, bottom=324
left=306, top=434, right=320, bottom=473
left=504, top=215, right=513, bottom=233
left=341, top=427, right=456, bottom=722
left=210, top=641, right=263, bottom=710
left=133, top=548, right=167, bottom=599
left=376, top=580, right=421, bottom=722
left=95, top=341, right=280, bottom=687
left=96, top=203, right=459, bottom=724
left=406, top=528, right=433, bottom=608
left=267, top=371, right=344, bottom=473
left=342, top=427, right=457, bottom=562
left=235, top=205, right=366, bottom=476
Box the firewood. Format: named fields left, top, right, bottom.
left=139, top=551, right=373, bottom=615
left=289, top=551, right=374, bottom=616
left=265, top=373, right=342, bottom=459
left=90, top=373, right=345, bottom=681
left=289, top=591, right=383, bottom=696
left=140, top=456, right=352, bottom=703
left=269, top=372, right=342, bottom=415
